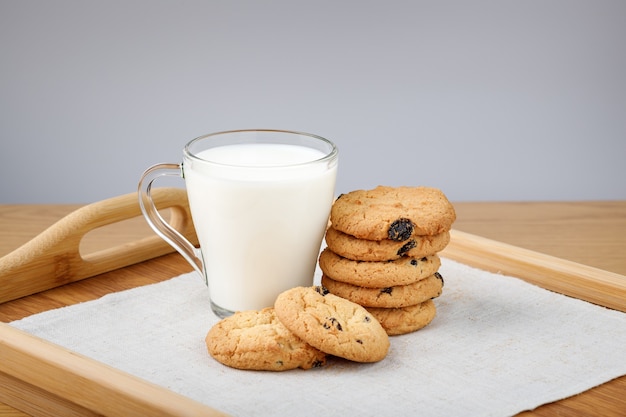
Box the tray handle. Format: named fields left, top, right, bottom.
left=0, top=188, right=197, bottom=303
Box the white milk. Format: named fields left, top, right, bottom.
left=184, top=143, right=337, bottom=313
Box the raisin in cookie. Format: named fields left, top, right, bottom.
left=318, top=248, right=441, bottom=288
left=205, top=307, right=326, bottom=371
left=274, top=286, right=389, bottom=363
left=321, top=272, right=443, bottom=308
left=366, top=300, right=437, bottom=336
left=325, top=227, right=450, bottom=261
left=330, top=186, right=456, bottom=241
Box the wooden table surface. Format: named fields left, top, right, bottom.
left=1, top=200, right=625, bottom=416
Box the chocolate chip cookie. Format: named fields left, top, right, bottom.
left=330, top=186, right=456, bottom=240
left=366, top=300, right=437, bottom=336
left=325, top=226, right=450, bottom=261
left=205, top=307, right=326, bottom=371
left=318, top=248, right=441, bottom=288
left=321, top=272, right=443, bottom=308
left=274, top=286, right=390, bottom=363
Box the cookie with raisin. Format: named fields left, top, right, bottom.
left=318, top=248, right=441, bottom=288
left=274, top=286, right=389, bottom=363
left=366, top=300, right=437, bottom=336
left=321, top=272, right=443, bottom=308
left=205, top=307, right=326, bottom=371
left=330, top=186, right=456, bottom=241
left=325, top=226, right=450, bottom=261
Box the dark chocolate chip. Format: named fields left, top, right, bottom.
left=334, top=320, right=342, bottom=332
left=381, top=287, right=393, bottom=295
left=312, top=360, right=325, bottom=368
left=315, top=286, right=330, bottom=296
left=434, top=271, right=444, bottom=286
left=356, top=339, right=363, bottom=344
left=323, top=317, right=343, bottom=331
left=421, top=257, right=427, bottom=262
left=397, top=240, right=417, bottom=256
left=410, top=259, right=418, bottom=266
left=388, top=218, right=414, bottom=241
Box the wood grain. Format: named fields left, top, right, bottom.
left=452, top=201, right=626, bottom=276
left=1, top=200, right=625, bottom=416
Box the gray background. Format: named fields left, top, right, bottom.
left=1, top=0, right=625, bottom=204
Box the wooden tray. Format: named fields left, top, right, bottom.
left=1, top=191, right=625, bottom=417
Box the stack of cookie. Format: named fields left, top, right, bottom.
left=319, top=186, right=456, bottom=336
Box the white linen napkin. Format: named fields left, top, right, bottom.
left=11, top=258, right=626, bottom=417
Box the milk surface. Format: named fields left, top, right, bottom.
left=184, top=143, right=337, bottom=313
left=196, top=143, right=324, bottom=166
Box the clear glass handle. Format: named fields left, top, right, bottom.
left=137, top=163, right=205, bottom=283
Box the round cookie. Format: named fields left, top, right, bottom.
left=318, top=248, right=441, bottom=288
left=366, top=300, right=437, bottom=336
left=205, top=307, right=326, bottom=371
left=321, top=272, right=444, bottom=308
left=274, top=286, right=390, bottom=363
left=325, top=227, right=450, bottom=261
left=330, top=186, right=456, bottom=241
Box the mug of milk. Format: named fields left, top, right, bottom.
left=138, top=129, right=338, bottom=318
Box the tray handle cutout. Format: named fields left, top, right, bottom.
left=0, top=188, right=197, bottom=303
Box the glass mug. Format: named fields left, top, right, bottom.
left=138, top=129, right=338, bottom=318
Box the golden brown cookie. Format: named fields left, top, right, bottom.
left=205, top=308, right=326, bottom=371
left=274, top=286, right=390, bottom=363
left=330, top=186, right=456, bottom=241
left=366, top=300, right=437, bottom=336
left=318, top=248, right=441, bottom=288
left=321, top=272, right=443, bottom=308
left=325, top=226, right=450, bottom=261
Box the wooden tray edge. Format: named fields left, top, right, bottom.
left=0, top=322, right=228, bottom=417
left=442, top=229, right=626, bottom=313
